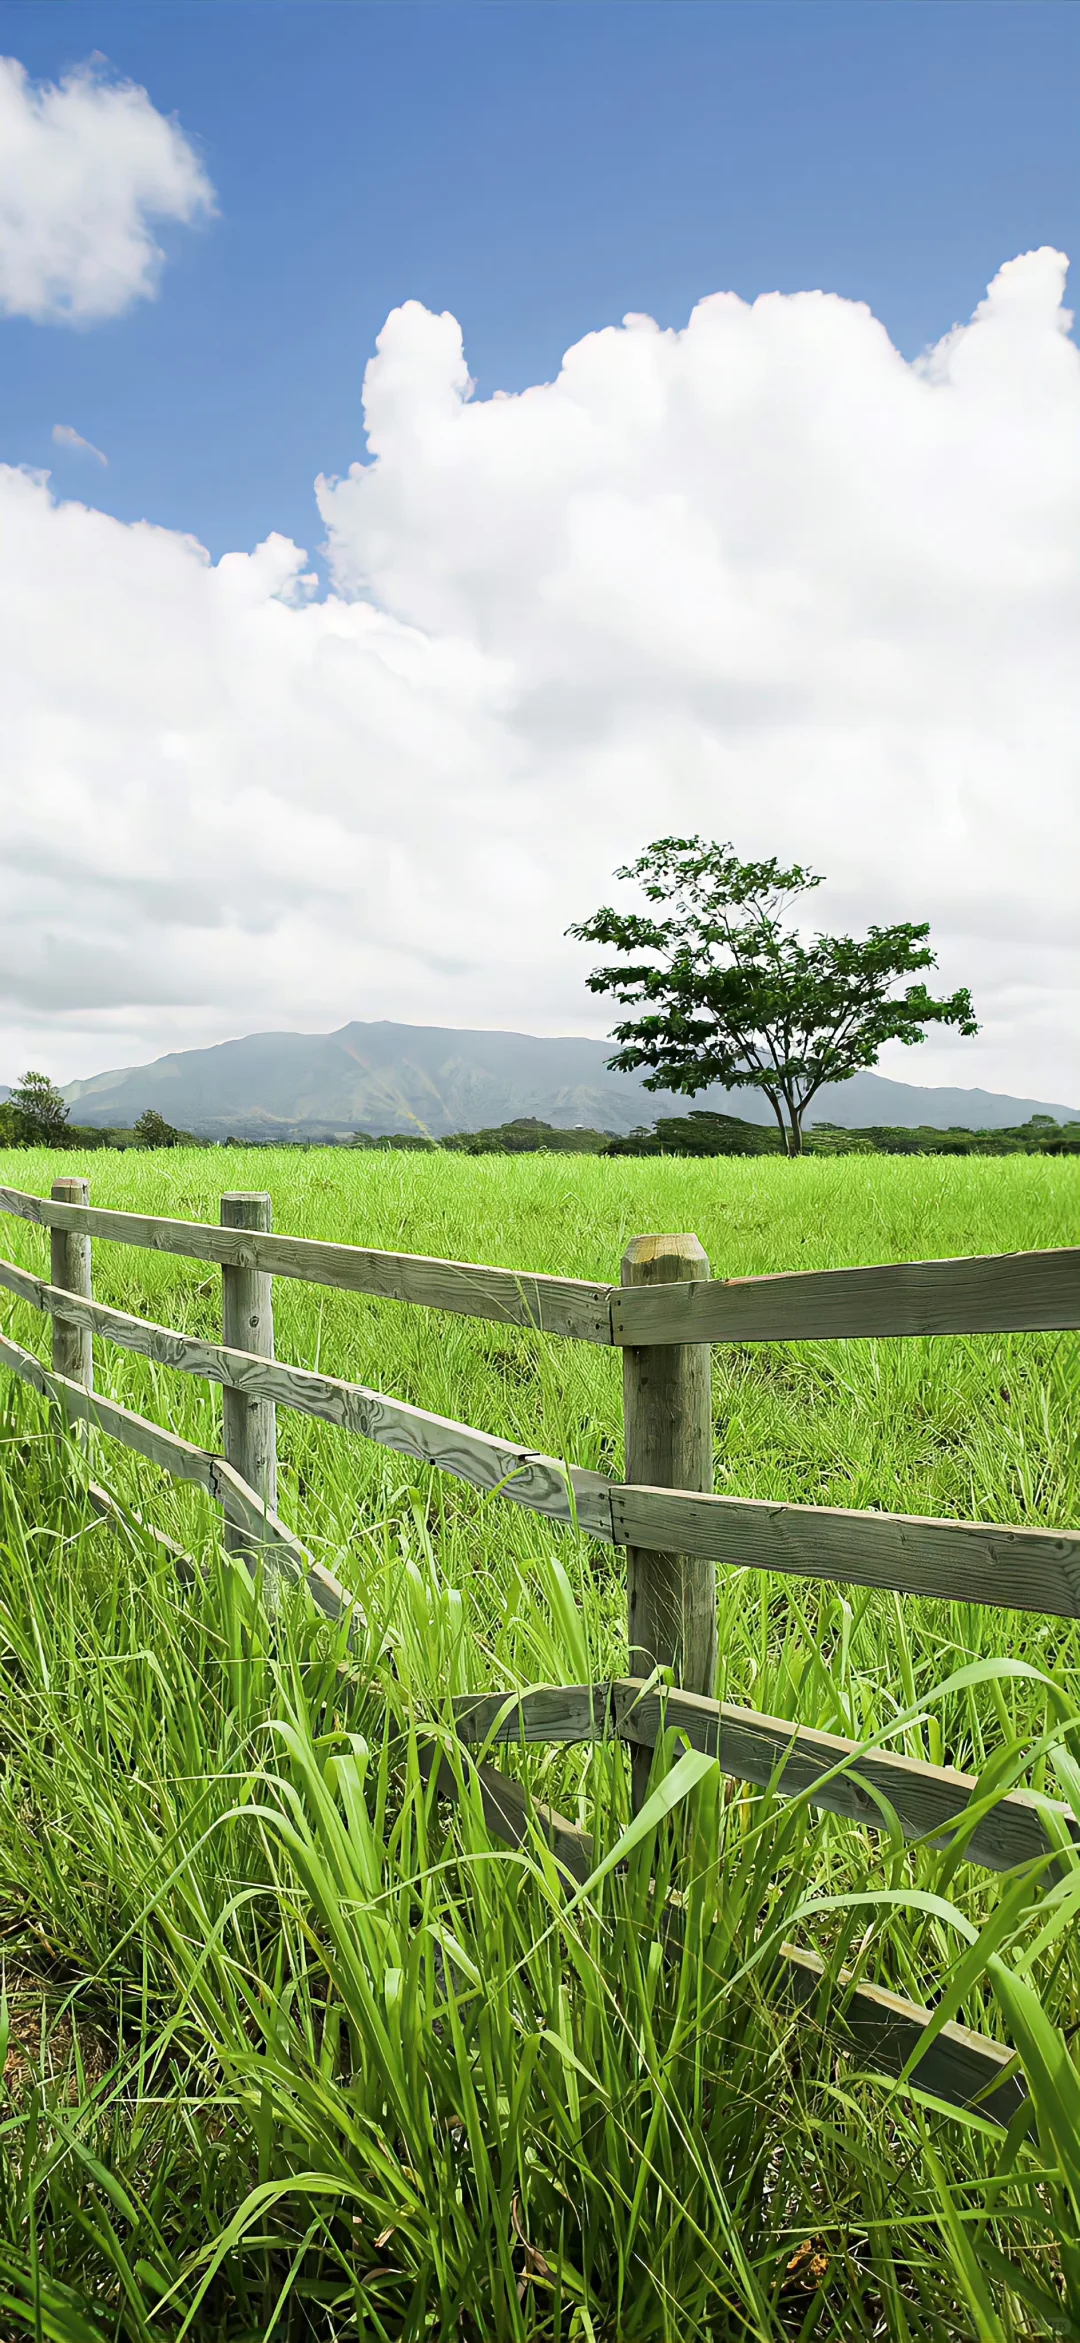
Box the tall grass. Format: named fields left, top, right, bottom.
left=0, top=1148, right=1077, bottom=2337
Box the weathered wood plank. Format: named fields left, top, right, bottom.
left=779, top=1942, right=1028, bottom=2127
left=0, top=1185, right=614, bottom=1343
left=50, top=1176, right=93, bottom=1387
left=453, top=1684, right=609, bottom=1746
left=620, top=1234, right=716, bottom=1797
left=420, top=1745, right=594, bottom=1885
left=7, top=1184, right=1076, bottom=1349
left=0, top=1326, right=360, bottom=1637
left=5, top=1251, right=1078, bottom=1611
left=610, top=1681, right=1069, bottom=1873
left=450, top=1678, right=1068, bottom=1874
left=611, top=1486, right=1080, bottom=1617
left=0, top=1323, right=219, bottom=1490
left=220, top=1191, right=277, bottom=1558
left=0, top=1254, right=616, bottom=1536
left=427, top=1709, right=1026, bottom=2126
left=613, top=1246, right=1080, bottom=1345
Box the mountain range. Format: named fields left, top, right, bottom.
left=15, top=1021, right=1076, bottom=1140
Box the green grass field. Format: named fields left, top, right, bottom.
left=0, top=1147, right=1078, bottom=2340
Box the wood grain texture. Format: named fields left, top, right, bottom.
left=220, top=1192, right=277, bottom=1556
left=6, top=1183, right=1078, bottom=1348
left=420, top=1745, right=594, bottom=1885
left=0, top=1325, right=360, bottom=1639
left=613, top=1246, right=1080, bottom=1345
left=611, top=1486, right=1080, bottom=1616
left=449, top=1677, right=1067, bottom=1875
left=621, top=1234, right=716, bottom=1785
left=4, top=1250, right=1076, bottom=1610
left=0, top=1184, right=614, bottom=1342
left=50, top=1177, right=93, bottom=1388
left=780, top=1943, right=1028, bottom=2128
left=0, top=1323, right=219, bottom=1487
left=453, top=1684, right=609, bottom=1746
left=610, top=1681, right=1069, bottom=1873
left=0, top=1252, right=616, bottom=1536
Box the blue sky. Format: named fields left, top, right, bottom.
left=2, top=0, right=1078, bottom=560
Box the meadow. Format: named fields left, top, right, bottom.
left=0, top=1145, right=1077, bottom=2341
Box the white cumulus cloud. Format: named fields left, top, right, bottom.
left=0, top=250, right=1077, bottom=1102
left=0, top=55, right=214, bottom=323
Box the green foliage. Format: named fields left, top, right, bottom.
left=845, top=1121, right=1080, bottom=1158
left=133, top=1107, right=187, bottom=1148
left=63, top=1121, right=134, bottom=1150
left=4, top=1069, right=70, bottom=1146
left=443, top=1116, right=613, bottom=1155
left=604, top=1111, right=1080, bottom=1160
left=605, top=1109, right=783, bottom=1157
left=0, top=1146, right=1078, bottom=2334
left=0, top=1080, right=142, bottom=1153
left=812, top=1119, right=1080, bottom=1159
left=569, top=836, right=978, bottom=1155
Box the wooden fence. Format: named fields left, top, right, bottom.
left=1, top=1174, right=1078, bottom=2131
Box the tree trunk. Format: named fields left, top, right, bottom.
left=766, top=1096, right=791, bottom=1155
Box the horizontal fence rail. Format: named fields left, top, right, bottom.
left=612, top=1246, right=1080, bottom=1344
left=610, top=1487, right=1080, bottom=1618
left=779, top=1945, right=1028, bottom=2129
left=0, top=1326, right=362, bottom=1636
left=609, top=1682, right=1072, bottom=1876
left=0, top=1184, right=616, bottom=1343
left=451, top=1680, right=1074, bottom=1876
left=2, top=1184, right=1078, bottom=1344
left=424, top=1730, right=1029, bottom=2128
left=0, top=1254, right=614, bottom=1533
left=2, top=1250, right=1078, bottom=1611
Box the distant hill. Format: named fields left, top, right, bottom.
left=44, top=1021, right=1080, bottom=1141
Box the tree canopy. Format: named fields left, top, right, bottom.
left=2, top=1070, right=70, bottom=1147
left=568, top=837, right=978, bottom=1155
left=133, top=1108, right=184, bottom=1148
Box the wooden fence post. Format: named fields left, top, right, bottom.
left=220, top=1192, right=276, bottom=1557
left=621, top=1232, right=716, bottom=1809
left=51, top=1176, right=93, bottom=1389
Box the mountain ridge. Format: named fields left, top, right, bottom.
left=36, top=1020, right=1080, bottom=1139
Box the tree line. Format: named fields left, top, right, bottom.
left=3, top=1080, right=1075, bottom=1159
left=3, top=834, right=1072, bottom=1159
left=0, top=1078, right=193, bottom=1151
left=355, top=1111, right=1080, bottom=1158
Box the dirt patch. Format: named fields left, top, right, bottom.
left=1, top=1961, right=113, bottom=2101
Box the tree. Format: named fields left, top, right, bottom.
left=6, top=1070, right=70, bottom=1147
left=568, top=837, right=978, bottom=1156
left=134, top=1108, right=182, bottom=1149
left=603, top=1110, right=781, bottom=1159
